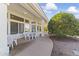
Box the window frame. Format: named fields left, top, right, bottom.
left=10, top=21, right=18, bottom=34
left=9, top=14, right=25, bottom=34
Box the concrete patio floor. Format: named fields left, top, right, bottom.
left=10, top=37, right=53, bottom=56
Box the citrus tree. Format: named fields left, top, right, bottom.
left=48, top=12, right=78, bottom=37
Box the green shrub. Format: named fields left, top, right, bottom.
left=48, top=12, right=78, bottom=37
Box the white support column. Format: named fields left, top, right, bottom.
left=36, top=22, right=38, bottom=32
left=41, top=20, right=44, bottom=36
left=24, top=18, right=25, bottom=33
left=0, top=4, right=9, bottom=56
left=7, top=12, right=10, bottom=35
left=29, top=20, right=32, bottom=32
left=35, top=22, right=38, bottom=38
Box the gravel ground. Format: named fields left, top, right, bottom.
left=51, top=36, right=79, bottom=56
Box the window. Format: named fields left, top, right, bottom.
left=38, top=22, right=41, bottom=25
left=10, top=22, right=18, bottom=34
left=10, top=22, right=24, bottom=34
left=10, top=14, right=24, bottom=22
left=37, top=26, right=41, bottom=32
left=31, top=22, right=36, bottom=24
left=25, top=20, right=29, bottom=23
left=25, top=23, right=30, bottom=32
left=32, top=25, right=36, bottom=32
left=39, top=26, right=41, bottom=31
left=19, top=23, right=24, bottom=33
left=25, top=19, right=30, bottom=32
left=10, top=14, right=25, bottom=34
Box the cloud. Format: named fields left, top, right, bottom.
left=75, top=15, right=79, bottom=19
left=45, top=3, right=58, bottom=10
left=66, top=6, right=79, bottom=13
left=41, top=3, right=57, bottom=14
left=43, top=9, right=52, bottom=14
left=66, top=6, right=79, bottom=19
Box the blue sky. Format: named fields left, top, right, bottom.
left=39, top=3, right=79, bottom=20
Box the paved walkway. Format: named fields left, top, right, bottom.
left=10, top=37, right=53, bottom=56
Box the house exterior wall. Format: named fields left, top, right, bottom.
left=7, top=3, right=45, bottom=35
left=0, top=4, right=9, bottom=56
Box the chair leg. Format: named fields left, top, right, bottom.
left=35, top=36, right=36, bottom=40
left=14, top=40, right=17, bottom=45
left=11, top=44, right=14, bottom=48
left=36, top=37, right=37, bottom=40
left=25, top=36, right=26, bottom=40
left=29, top=36, right=30, bottom=40
left=32, top=36, right=33, bottom=40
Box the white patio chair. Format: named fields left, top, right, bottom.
left=27, top=32, right=32, bottom=40
left=23, top=32, right=29, bottom=40
left=31, top=32, right=39, bottom=40
left=23, top=32, right=26, bottom=40
left=34, top=32, right=39, bottom=40
left=29, top=33, right=33, bottom=40
left=7, top=35, right=14, bottom=48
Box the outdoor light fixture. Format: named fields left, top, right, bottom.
left=24, top=12, right=28, bottom=15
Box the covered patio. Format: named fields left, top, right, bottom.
left=7, top=3, right=48, bottom=48
left=0, top=3, right=49, bottom=55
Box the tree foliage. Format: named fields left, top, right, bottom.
left=48, top=12, right=79, bottom=37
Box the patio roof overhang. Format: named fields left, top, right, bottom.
left=8, top=3, right=48, bottom=23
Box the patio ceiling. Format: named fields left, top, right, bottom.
left=8, top=3, right=35, bottom=19
left=21, top=3, right=48, bottom=23
left=8, top=3, right=48, bottom=23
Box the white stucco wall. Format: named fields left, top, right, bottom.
left=0, top=4, right=9, bottom=56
